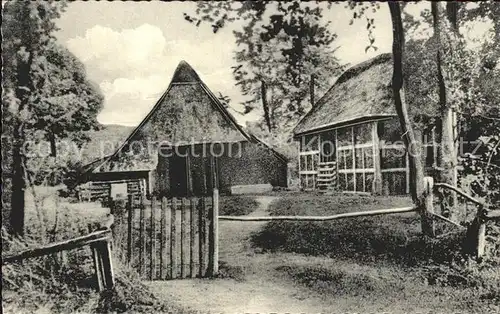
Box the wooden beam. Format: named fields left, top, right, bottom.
left=2, top=229, right=111, bottom=264
left=209, top=188, right=219, bottom=276
left=434, top=183, right=486, bottom=208
left=335, top=129, right=339, bottom=191
left=430, top=212, right=466, bottom=229
left=351, top=126, right=356, bottom=192
left=422, top=176, right=436, bottom=237
left=219, top=206, right=417, bottom=221
left=127, top=195, right=133, bottom=264
left=150, top=197, right=156, bottom=280
left=477, top=218, right=486, bottom=259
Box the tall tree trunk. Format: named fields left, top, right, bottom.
left=261, top=80, right=272, bottom=133
left=11, top=121, right=26, bottom=236
left=388, top=2, right=433, bottom=236
left=310, top=74, right=315, bottom=107
left=446, top=1, right=459, bottom=29
left=10, top=50, right=34, bottom=237
left=433, top=2, right=458, bottom=220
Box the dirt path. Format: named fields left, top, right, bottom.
left=147, top=196, right=331, bottom=314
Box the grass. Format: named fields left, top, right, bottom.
left=275, top=257, right=500, bottom=314
left=250, top=192, right=500, bottom=313
left=219, top=195, right=259, bottom=216
left=2, top=186, right=192, bottom=314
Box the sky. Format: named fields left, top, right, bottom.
left=54, top=1, right=496, bottom=129
left=54, top=1, right=400, bottom=127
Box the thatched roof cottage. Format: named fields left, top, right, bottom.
left=79, top=61, right=287, bottom=201
left=293, top=53, right=437, bottom=195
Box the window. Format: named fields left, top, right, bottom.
left=364, top=147, right=374, bottom=168
left=353, top=123, right=372, bottom=144
left=299, top=154, right=319, bottom=172
left=337, top=128, right=352, bottom=146
left=320, top=130, right=336, bottom=162
left=422, top=126, right=441, bottom=168
left=299, top=135, right=320, bottom=189
left=336, top=122, right=375, bottom=193
left=381, top=147, right=407, bottom=169
left=378, top=118, right=403, bottom=143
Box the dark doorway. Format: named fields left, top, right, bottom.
left=169, top=153, right=189, bottom=196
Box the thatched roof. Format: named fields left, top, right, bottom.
left=89, top=61, right=286, bottom=174
left=293, top=53, right=396, bottom=136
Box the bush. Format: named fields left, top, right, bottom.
left=219, top=196, right=259, bottom=216
left=250, top=194, right=462, bottom=265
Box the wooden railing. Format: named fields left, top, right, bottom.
left=220, top=176, right=499, bottom=259
left=2, top=215, right=116, bottom=292
left=219, top=206, right=417, bottom=221
left=432, top=181, right=500, bottom=258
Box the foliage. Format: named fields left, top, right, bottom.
left=462, top=136, right=500, bottom=207
left=31, top=44, right=104, bottom=156
left=184, top=1, right=343, bottom=136
left=3, top=20, right=103, bottom=157
left=2, top=1, right=104, bottom=234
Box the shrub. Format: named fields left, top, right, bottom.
left=219, top=196, right=259, bottom=216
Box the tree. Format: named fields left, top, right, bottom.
left=2, top=1, right=65, bottom=236
left=431, top=2, right=460, bottom=220
left=185, top=1, right=343, bottom=135
left=402, top=2, right=499, bottom=221
left=184, top=1, right=498, bottom=237
left=387, top=2, right=431, bottom=235
left=2, top=1, right=104, bottom=235
left=30, top=44, right=104, bottom=158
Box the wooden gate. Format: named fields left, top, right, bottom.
left=113, top=189, right=219, bottom=280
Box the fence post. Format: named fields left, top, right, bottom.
left=171, top=197, right=178, bottom=279
left=150, top=197, right=157, bottom=280
left=209, top=188, right=219, bottom=276
left=91, top=242, right=104, bottom=291
left=423, top=176, right=436, bottom=237
left=90, top=238, right=115, bottom=292
left=127, top=195, right=133, bottom=265
left=139, top=195, right=145, bottom=277
left=160, top=196, right=167, bottom=279
left=477, top=206, right=486, bottom=259
left=100, top=239, right=115, bottom=290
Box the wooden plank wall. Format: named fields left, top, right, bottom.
left=121, top=193, right=217, bottom=280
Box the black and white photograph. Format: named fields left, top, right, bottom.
left=2, top=1, right=499, bottom=313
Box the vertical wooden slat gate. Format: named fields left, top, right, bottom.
left=117, top=190, right=218, bottom=280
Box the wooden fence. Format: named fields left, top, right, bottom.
left=2, top=215, right=116, bottom=292
left=219, top=176, right=499, bottom=259
left=5, top=175, right=496, bottom=295
left=113, top=190, right=219, bottom=280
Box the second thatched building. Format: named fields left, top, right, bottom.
left=293, top=53, right=442, bottom=195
